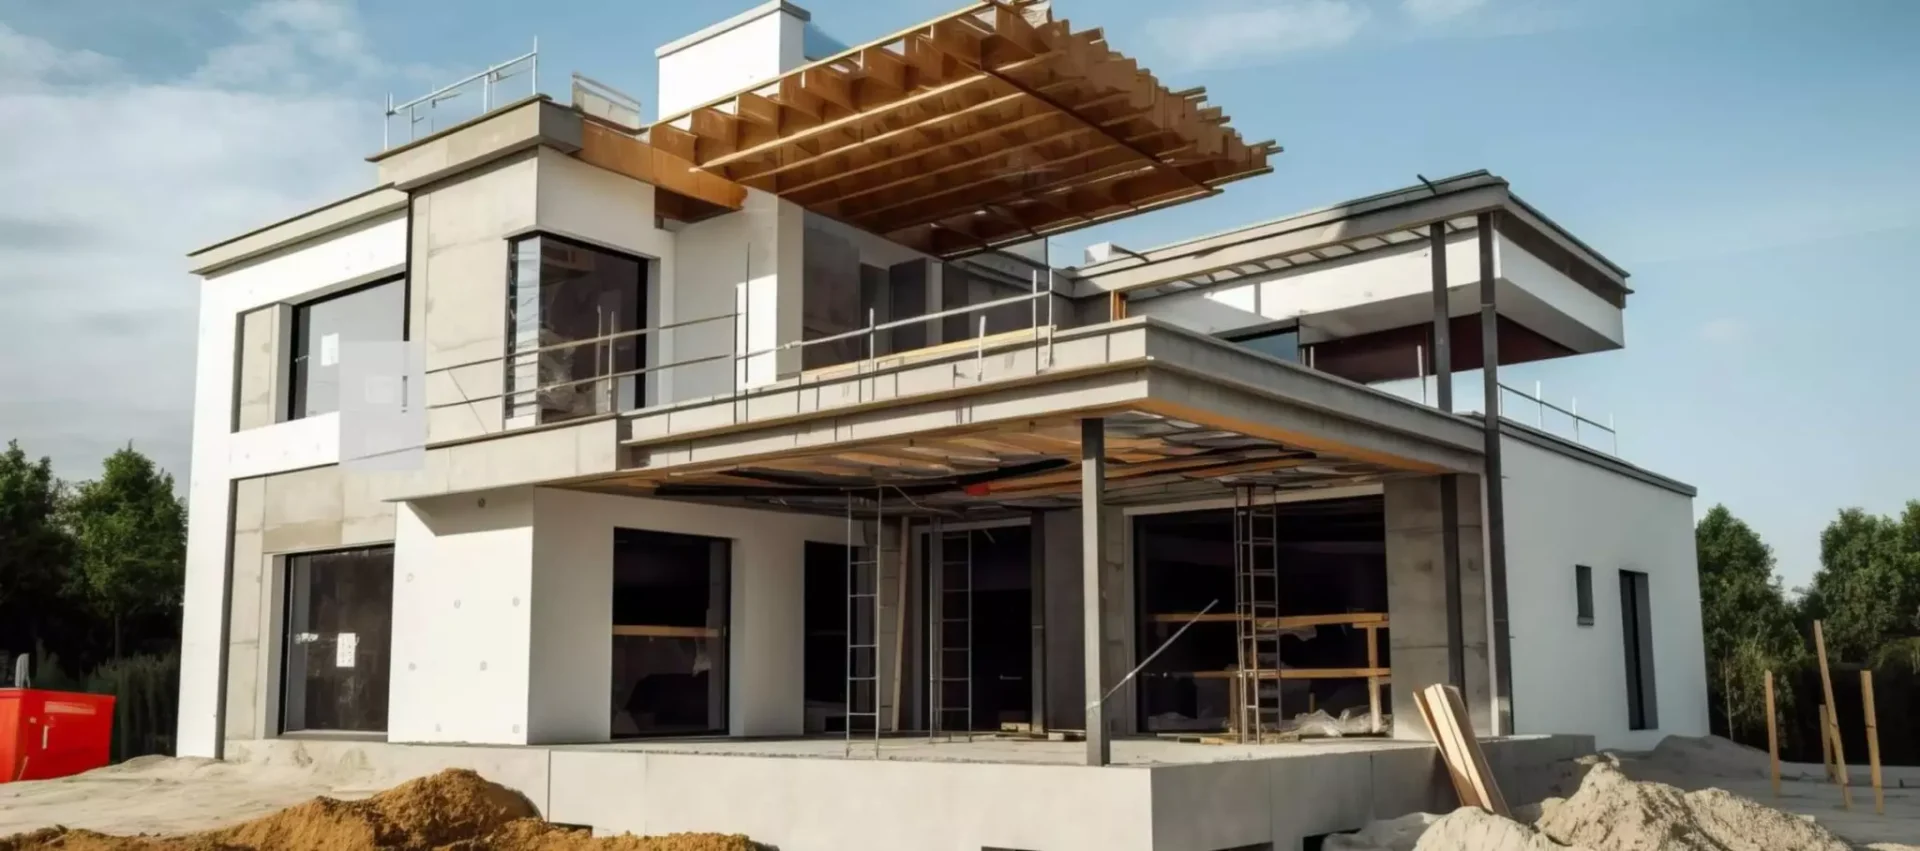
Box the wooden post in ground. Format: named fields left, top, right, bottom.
left=1862, top=670, right=1884, bottom=815
left=1819, top=704, right=1834, bottom=780
left=1813, top=620, right=1851, bottom=809
left=1765, top=670, right=1780, bottom=798
left=1366, top=624, right=1383, bottom=734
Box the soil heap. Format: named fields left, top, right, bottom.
left=0, top=770, right=758, bottom=851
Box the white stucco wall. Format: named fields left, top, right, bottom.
left=1499, top=434, right=1707, bottom=750
left=528, top=488, right=851, bottom=739
left=656, top=3, right=807, bottom=119
left=672, top=188, right=805, bottom=396
left=179, top=213, right=409, bottom=758
left=389, top=489, right=538, bottom=745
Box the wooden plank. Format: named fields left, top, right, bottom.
left=1439, top=684, right=1510, bottom=817
left=1862, top=669, right=1884, bottom=815
left=888, top=515, right=911, bottom=732
left=1415, top=687, right=1478, bottom=809
left=612, top=625, right=721, bottom=639
left=1813, top=620, right=1852, bottom=809
left=1149, top=612, right=1387, bottom=628
left=1368, top=626, right=1383, bottom=734
left=1765, top=669, right=1780, bottom=798
left=576, top=121, right=747, bottom=212
left=1191, top=667, right=1388, bottom=680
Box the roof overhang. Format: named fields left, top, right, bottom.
left=1069, top=171, right=1632, bottom=305
left=647, top=0, right=1275, bottom=259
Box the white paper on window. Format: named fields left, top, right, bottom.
left=335, top=632, right=358, bottom=668
left=319, top=333, right=340, bottom=367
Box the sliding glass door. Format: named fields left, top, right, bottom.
left=611, top=529, right=730, bottom=737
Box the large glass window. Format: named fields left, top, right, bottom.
left=506, top=234, right=646, bottom=425
left=281, top=546, right=394, bottom=734
left=289, top=279, right=405, bottom=420
left=611, top=529, right=729, bottom=737
left=1230, top=326, right=1301, bottom=363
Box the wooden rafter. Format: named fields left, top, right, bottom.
left=645, top=0, right=1272, bottom=258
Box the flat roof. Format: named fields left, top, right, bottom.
left=1068, top=170, right=1632, bottom=305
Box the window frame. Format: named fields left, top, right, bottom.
left=1224, top=320, right=1304, bottom=364
left=277, top=544, right=396, bottom=737
left=285, top=275, right=408, bottom=422
left=1575, top=564, right=1595, bottom=627
left=503, top=232, right=650, bottom=425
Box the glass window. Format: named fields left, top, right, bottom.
left=1232, top=327, right=1300, bottom=363
left=611, top=529, right=729, bottom=737
left=290, top=279, right=405, bottom=419
left=281, top=546, right=394, bottom=734
left=1575, top=564, right=1595, bottom=626
left=506, top=235, right=646, bottom=425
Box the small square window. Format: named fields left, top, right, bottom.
left=1575, top=564, right=1595, bottom=626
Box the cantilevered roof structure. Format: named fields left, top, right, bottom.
left=647, top=0, right=1276, bottom=258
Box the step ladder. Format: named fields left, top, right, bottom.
left=929, top=523, right=974, bottom=741
left=1233, top=484, right=1282, bottom=742
left=845, top=490, right=884, bottom=756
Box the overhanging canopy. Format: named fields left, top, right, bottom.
left=647, top=0, right=1276, bottom=258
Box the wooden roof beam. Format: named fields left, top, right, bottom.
left=804, top=115, right=1083, bottom=208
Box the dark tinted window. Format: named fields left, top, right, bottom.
left=281, top=546, right=394, bottom=733
left=1233, top=328, right=1300, bottom=363
left=506, top=235, right=646, bottom=424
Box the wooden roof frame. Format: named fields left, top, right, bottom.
left=646, top=0, right=1276, bottom=258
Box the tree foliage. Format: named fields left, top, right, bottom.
left=1802, top=503, right=1920, bottom=661
left=62, top=447, right=188, bottom=659
left=1694, top=505, right=1805, bottom=741
left=0, top=441, right=73, bottom=652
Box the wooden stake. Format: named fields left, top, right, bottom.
left=1862, top=670, right=1884, bottom=816
left=1819, top=703, right=1833, bottom=780
left=1812, top=620, right=1851, bottom=810
left=1764, top=670, right=1780, bottom=799
left=1366, top=624, right=1382, bottom=734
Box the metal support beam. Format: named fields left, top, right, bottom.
left=1030, top=509, right=1048, bottom=733
left=1441, top=475, right=1465, bottom=690
left=1080, top=418, right=1111, bottom=766
left=1429, top=222, right=1453, bottom=412
left=1478, top=211, right=1515, bottom=734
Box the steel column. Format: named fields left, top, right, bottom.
left=1429, top=221, right=1453, bottom=412
left=1080, top=418, right=1110, bottom=766
left=1479, top=211, right=1515, bottom=734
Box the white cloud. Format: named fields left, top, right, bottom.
left=1401, top=0, right=1489, bottom=24
left=0, top=4, right=385, bottom=480
left=1699, top=317, right=1749, bottom=345
left=1148, top=0, right=1373, bottom=70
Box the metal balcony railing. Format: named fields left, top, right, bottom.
left=423, top=273, right=1059, bottom=435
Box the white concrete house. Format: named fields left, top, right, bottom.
left=177, top=2, right=1707, bottom=849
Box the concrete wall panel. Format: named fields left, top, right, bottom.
left=183, top=212, right=407, bottom=757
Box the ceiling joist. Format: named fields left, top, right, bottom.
left=646, top=0, right=1272, bottom=258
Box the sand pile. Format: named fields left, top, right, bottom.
left=0, top=770, right=758, bottom=851
left=1329, top=761, right=1864, bottom=851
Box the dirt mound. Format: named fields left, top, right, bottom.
left=0, top=770, right=758, bottom=851
left=1537, top=762, right=1851, bottom=851
left=1416, top=808, right=1584, bottom=851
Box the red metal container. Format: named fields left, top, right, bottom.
left=0, top=688, right=117, bottom=782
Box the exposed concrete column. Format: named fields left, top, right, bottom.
left=1029, top=510, right=1048, bottom=732
left=1429, top=221, right=1453, bottom=412
left=1040, top=509, right=1085, bottom=732
left=1478, top=211, right=1515, bottom=735
left=1081, top=418, right=1110, bottom=766
left=1385, top=476, right=1492, bottom=737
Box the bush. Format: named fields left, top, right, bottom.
left=83, top=652, right=178, bottom=761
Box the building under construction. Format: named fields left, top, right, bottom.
left=177, top=2, right=1707, bottom=848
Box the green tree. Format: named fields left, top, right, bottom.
left=62, top=446, right=187, bottom=660
left=0, top=441, right=73, bottom=655
left=1802, top=505, right=1920, bottom=661
left=1695, top=505, right=1805, bottom=742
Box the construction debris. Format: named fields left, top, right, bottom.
left=0, top=769, right=760, bottom=851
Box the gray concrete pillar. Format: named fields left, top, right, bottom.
left=1081, top=418, right=1110, bottom=765
left=1385, top=475, right=1492, bottom=738
left=1041, top=509, right=1085, bottom=732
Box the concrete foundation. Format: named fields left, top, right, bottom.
left=223, top=733, right=1591, bottom=851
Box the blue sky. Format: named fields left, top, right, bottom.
left=1, top=0, right=1915, bottom=588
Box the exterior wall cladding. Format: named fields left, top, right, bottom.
left=178, top=4, right=1708, bottom=844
